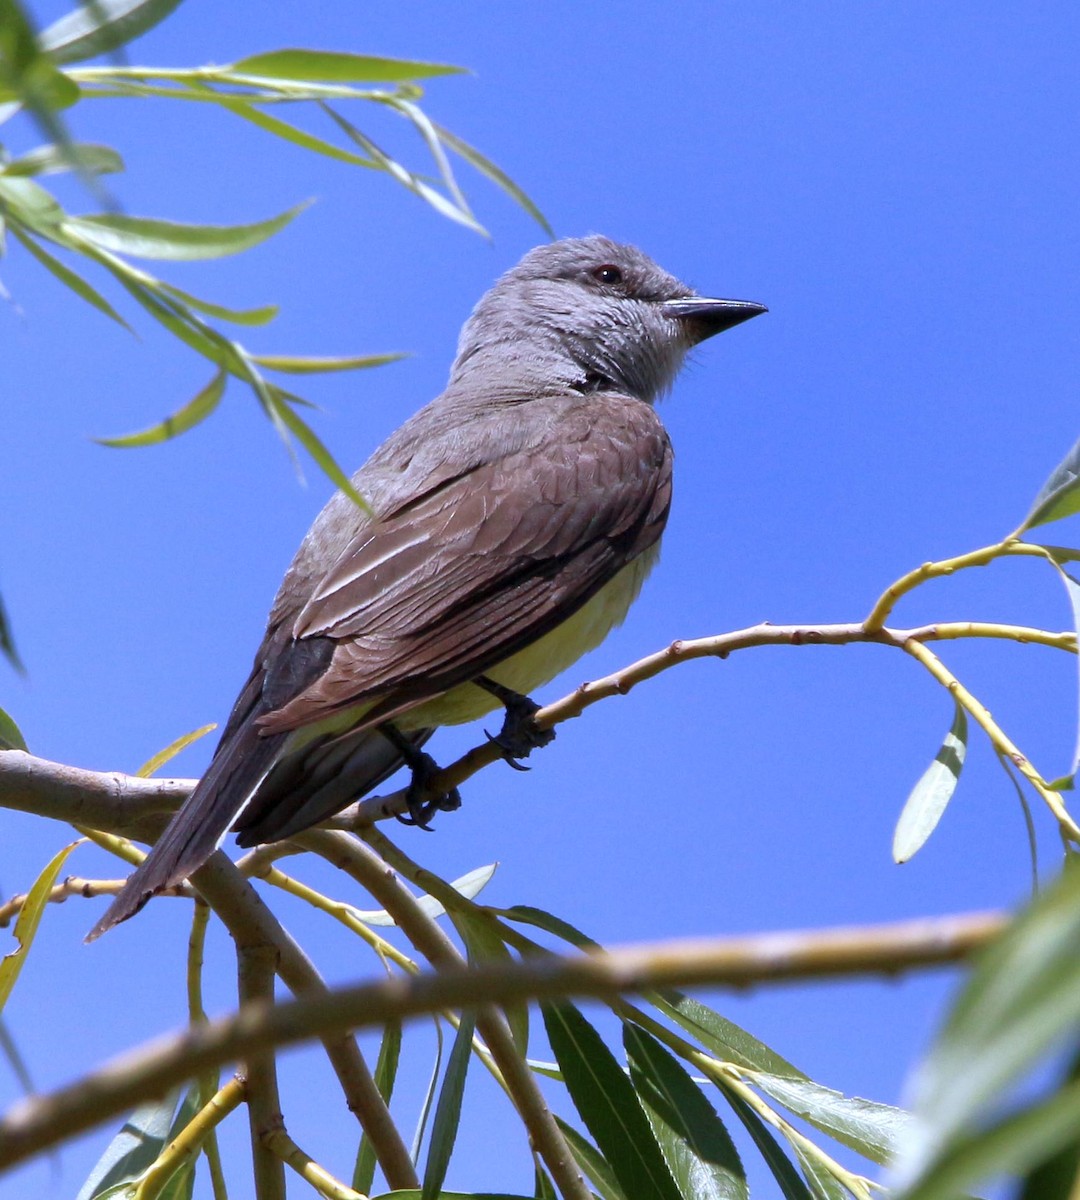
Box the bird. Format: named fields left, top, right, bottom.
left=88, top=235, right=765, bottom=939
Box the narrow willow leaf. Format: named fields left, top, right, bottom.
left=553, top=1117, right=628, bottom=1200
left=1021, top=435, right=1080, bottom=531
left=750, top=1072, right=910, bottom=1164
left=410, top=1017, right=444, bottom=1163
left=75, top=1088, right=181, bottom=1200
left=65, top=201, right=308, bottom=261
left=232, top=49, right=464, bottom=83
left=542, top=1001, right=682, bottom=1200
left=3, top=142, right=123, bottom=176
left=792, top=1146, right=847, bottom=1200
left=40, top=0, right=185, bottom=65
left=136, top=722, right=216, bottom=777
left=250, top=351, right=406, bottom=374
left=900, top=1075, right=1080, bottom=1200
left=421, top=1009, right=476, bottom=1200
left=533, top=1165, right=557, bottom=1200
left=651, top=991, right=806, bottom=1079
left=0, top=0, right=80, bottom=113
left=0, top=175, right=65, bottom=232
left=500, top=904, right=600, bottom=951
left=373, top=1193, right=533, bottom=1200
left=624, top=1024, right=748, bottom=1200
left=719, top=1086, right=814, bottom=1200
left=351, top=863, right=498, bottom=927
left=391, top=98, right=473, bottom=219
left=0, top=841, right=81, bottom=1012
left=159, top=281, right=278, bottom=326
left=10, top=224, right=130, bottom=327
left=353, top=1020, right=402, bottom=1195
left=321, top=103, right=486, bottom=235
left=263, top=387, right=369, bottom=509
left=222, top=100, right=377, bottom=168
left=1048, top=559, right=1080, bottom=781
left=0, top=1016, right=34, bottom=1095
left=0, top=705, right=27, bottom=752
left=434, top=122, right=553, bottom=236
left=97, top=369, right=226, bottom=447
left=893, top=700, right=968, bottom=863
left=893, top=861, right=1080, bottom=1193
left=0, top=587, right=24, bottom=674
left=453, top=908, right=529, bottom=1055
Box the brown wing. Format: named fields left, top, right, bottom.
left=257, top=393, right=672, bottom=734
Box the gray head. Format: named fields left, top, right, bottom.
left=450, top=235, right=766, bottom=403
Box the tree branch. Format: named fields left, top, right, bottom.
left=0, top=909, right=1005, bottom=1169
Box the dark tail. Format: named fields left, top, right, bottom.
left=85, top=718, right=285, bottom=941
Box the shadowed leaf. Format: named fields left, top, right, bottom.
left=720, top=1086, right=813, bottom=1200
left=10, top=224, right=130, bottom=327
left=624, top=1024, right=748, bottom=1200
left=1022, top=436, right=1080, bottom=531
left=542, top=1001, right=681, bottom=1200
left=353, top=1020, right=402, bottom=1195
left=0, top=706, right=27, bottom=752
left=0, top=588, right=25, bottom=674
left=40, top=0, right=185, bottom=65
left=421, top=1009, right=476, bottom=1200
left=4, top=142, right=123, bottom=176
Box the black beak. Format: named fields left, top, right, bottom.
left=662, top=296, right=768, bottom=342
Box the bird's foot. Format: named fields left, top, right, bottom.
left=476, top=676, right=556, bottom=770
left=378, top=724, right=461, bottom=830
left=399, top=750, right=462, bottom=829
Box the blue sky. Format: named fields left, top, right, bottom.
left=3, top=2, right=1080, bottom=1196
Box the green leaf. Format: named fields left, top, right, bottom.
left=719, top=1086, right=814, bottom=1200
left=893, top=700, right=968, bottom=863
left=263, top=386, right=370, bottom=510
left=40, top=0, right=185, bottom=66
left=3, top=142, right=123, bottom=176
left=892, top=861, right=1080, bottom=1194
left=74, top=1087, right=196, bottom=1200
left=223, top=100, right=378, bottom=168
left=750, top=1072, right=910, bottom=1164
left=650, top=991, right=806, bottom=1079
left=232, top=49, right=465, bottom=83
left=64, top=201, right=308, bottom=260
left=792, top=1146, right=848, bottom=1200
left=421, top=1009, right=476, bottom=1200
left=135, top=722, right=216, bottom=777
left=410, top=1016, right=444, bottom=1164
left=250, top=351, right=406, bottom=374
left=500, top=905, right=600, bottom=951
left=351, top=863, right=498, bottom=928
left=96, top=369, right=227, bottom=447
left=453, top=908, right=528, bottom=1055
left=353, top=1020, right=402, bottom=1195
left=159, top=281, right=278, bottom=326
left=0, top=705, right=27, bottom=752
left=375, top=1193, right=534, bottom=1200
left=0, top=175, right=65, bottom=233
left=1022, top=436, right=1080, bottom=531
left=533, top=1164, right=557, bottom=1200
left=0, top=586, right=25, bottom=674
left=542, top=1001, right=681, bottom=1200
left=553, top=1117, right=627, bottom=1200
left=624, top=1024, right=748, bottom=1200
left=434, top=122, right=553, bottom=236
left=0, top=0, right=80, bottom=111
left=10, top=224, right=130, bottom=328
left=0, top=1015, right=35, bottom=1096
left=0, top=841, right=81, bottom=1013
left=900, top=1074, right=1080, bottom=1200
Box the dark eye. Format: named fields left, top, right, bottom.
left=591, top=263, right=623, bottom=285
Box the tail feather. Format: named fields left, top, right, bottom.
left=234, top=724, right=432, bottom=846
left=85, top=719, right=285, bottom=941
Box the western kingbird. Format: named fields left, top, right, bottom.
left=90, top=235, right=765, bottom=939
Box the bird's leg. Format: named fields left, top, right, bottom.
left=378, top=723, right=461, bottom=830
left=475, top=675, right=557, bottom=770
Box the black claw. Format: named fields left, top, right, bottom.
left=379, top=724, right=461, bottom=830
left=475, top=676, right=556, bottom=768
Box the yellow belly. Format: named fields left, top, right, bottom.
left=397, top=545, right=660, bottom=729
